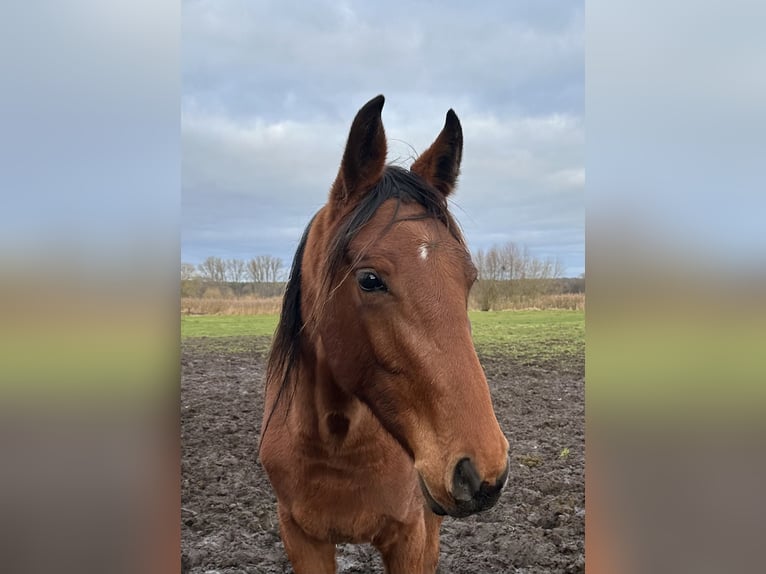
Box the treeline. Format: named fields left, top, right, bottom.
left=181, top=255, right=284, bottom=298
left=182, top=242, right=584, bottom=311
left=471, top=243, right=583, bottom=311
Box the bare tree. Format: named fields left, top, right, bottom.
left=247, top=258, right=258, bottom=284
left=248, top=256, right=266, bottom=284
left=198, top=256, right=226, bottom=284
left=474, top=247, right=503, bottom=281
left=181, top=262, right=203, bottom=298
left=499, top=242, right=521, bottom=281
left=181, top=262, right=197, bottom=281
left=226, top=258, right=247, bottom=296
left=268, top=256, right=283, bottom=283
left=473, top=248, right=500, bottom=310
left=472, top=242, right=565, bottom=310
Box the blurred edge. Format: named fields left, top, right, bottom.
left=0, top=1, right=180, bottom=573
left=3, top=1, right=766, bottom=573
left=587, top=1, right=766, bottom=573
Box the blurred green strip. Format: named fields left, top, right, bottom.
left=588, top=314, right=766, bottom=416
left=0, top=326, right=176, bottom=400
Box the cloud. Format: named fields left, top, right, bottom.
left=182, top=0, right=584, bottom=275
left=183, top=0, right=583, bottom=118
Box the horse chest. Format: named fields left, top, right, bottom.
left=288, top=442, right=423, bottom=544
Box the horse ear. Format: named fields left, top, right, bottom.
left=332, top=95, right=387, bottom=205
left=410, top=109, right=463, bottom=197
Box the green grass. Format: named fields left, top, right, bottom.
left=469, top=310, right=584, bottom=372
left=182, top=310, right=584, bottom=372
left=588, top=312, right=766, bottom=415
left=181, top=314, right=279, bottom=355
left=181, top=314, right=279, bottom=339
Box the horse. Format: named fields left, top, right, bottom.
left=258, top=95, right=510, bottom=574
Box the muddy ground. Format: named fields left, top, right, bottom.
left=181, top=336, right=584, bottom=573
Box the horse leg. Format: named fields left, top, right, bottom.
left=375, top=516, right=429, bottom=574
left=422, top=510, right=443, bottom=573
left=278, top=506, right=336, bottom=574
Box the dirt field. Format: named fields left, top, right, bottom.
left=181, top=335, right=584, bottom=573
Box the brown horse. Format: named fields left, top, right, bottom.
left=259, top=95, right=510, bottom=574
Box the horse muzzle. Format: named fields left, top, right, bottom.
left=418, top=456, right=510, bottom=518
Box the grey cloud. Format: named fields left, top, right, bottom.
left=182, top=0, right=584, bottom=275
left=183, top=0, right=583, bottom=119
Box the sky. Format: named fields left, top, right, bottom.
left=182, top=0, right=584, bottom=276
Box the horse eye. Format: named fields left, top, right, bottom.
left=356, top=270, right=387, bottom=292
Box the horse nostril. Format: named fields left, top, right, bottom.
left=452, top=458, right=482, bottom=502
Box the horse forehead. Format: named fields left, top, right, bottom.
left=385, top=228, right=470, bottom=276
left=363, top=216, right=450, bottom=256
left=369, top=199, right=422, bottom=226
left=351, top=200, right=431, bottom=242
left=349, top=200, right=467, bottom=264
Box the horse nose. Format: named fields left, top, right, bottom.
left=451, top=457, right=509, bottom=509
left=452, top=458, right=482, bottom=502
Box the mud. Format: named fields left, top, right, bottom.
left=181, top=336, right=584, bottom=573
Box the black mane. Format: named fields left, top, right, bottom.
left=258, top=166, right=464, bottom=452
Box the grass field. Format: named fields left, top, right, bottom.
left=181, top=309, right=584, bottom=372
left=181, top=314, right=280, bottom=339
left=468, top=310, right=584, bottom=372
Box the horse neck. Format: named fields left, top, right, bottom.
left=291, top=207, right=375, bottom=445
left=287, top=328, right=370, bottom=448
